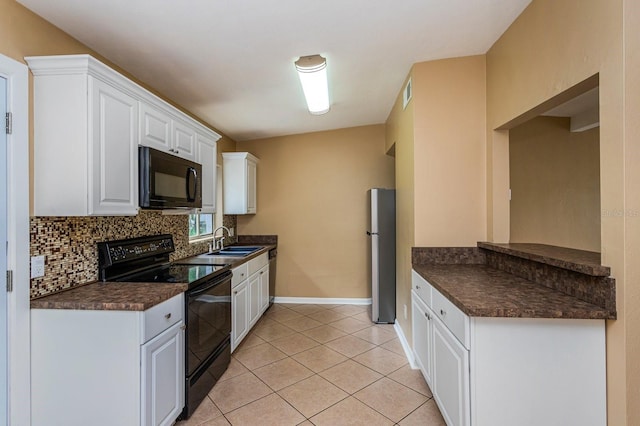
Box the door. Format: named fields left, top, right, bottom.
left=248, top=272, right=261, bottom=326
left=231, top=281, right=248, bottom=351
left=186, top=276, right=231, bottom=376
left=196, top=133, right=217, bottom=213
left=0, top=76, right=7, bottom=424
left=89, top=76, right=138, bottom=215
left=432, top=316, right=470, bottom=426
left=142, top=321, right=185, bottom=426
left=140, top=102, right=172, bottom=152
left=259, top=266, right=269, bottom=313
left=246, top=159, right=257, bottom=213
left=412, top=295, right=433, bottom=387
left=367, top=189, right=378, bottom=321
left=172, top=119, right=196, bottom=161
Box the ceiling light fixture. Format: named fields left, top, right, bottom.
left=294, top=54, right=330, bottom=115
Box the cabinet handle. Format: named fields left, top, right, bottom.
left=425, top=312, right=431, bottom=320
left=165, top=313, right=172, bottom=320
left=440, top=309, right=446, bottom=316
left=234, top=291, right=238, bottom=295
left=260, top=271, right=264, bottom=275
left=415, top=285, right=420, bottom=289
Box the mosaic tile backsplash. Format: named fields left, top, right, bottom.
left=30, top=211, right=237, bottom=299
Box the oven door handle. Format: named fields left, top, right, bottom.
left=189, top=274, right=231, bottom=297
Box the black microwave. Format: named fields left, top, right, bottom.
left=139, top=146, right=202, bottom=209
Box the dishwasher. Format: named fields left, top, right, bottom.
left=268, top=248, right=277, bottom=307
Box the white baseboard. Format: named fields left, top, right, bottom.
left=273, top=297, right=372, bottom=305
left=394, top=320, right=417, bottom=369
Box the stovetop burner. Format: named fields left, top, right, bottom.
left=117, top=263, right=229, bottom=285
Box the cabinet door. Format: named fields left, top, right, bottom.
left=246, top=158, right=257, bottom=214
left=88, top=77, right=139, bottom=215
left=259, top=266, right=270, bottom=313
left=140, top=103, right=172, bottom=152
left=231, top=281, right=248, bottom=352
left=432, top=316, right=470, bottom=426
left=141, top=321, right=185, bottom=426
left=411, top=293, right=433, bottom=387
left=248, top=272, right=261, bottom=327
left=172, top=119, right=196, bottom=161
left=196, top=133, right=217, bottom=213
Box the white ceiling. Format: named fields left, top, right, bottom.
left=18, top=0, right=532, bottom=141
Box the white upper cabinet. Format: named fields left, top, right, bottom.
left=170, top=118, right=197, bottom=161
left=26, top=54, right=220, bottom=216
left=89, top=78, right=139, bottom=216
left=223, top=152, right=259, bottom=215
left=139, top=95, right=200, bottom=162
left=140, top=102, right=172, bottom=152
left=196, top=132, right=218, bottom=214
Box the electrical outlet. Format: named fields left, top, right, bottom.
left=229, top=227, right=235, bottom=237
left=31, top=255, right=45, bottom=279
left=404, top=304, right=408, bottom=320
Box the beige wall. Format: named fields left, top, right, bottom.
left=385, top=56, right=486, bottom=343
left=413, top=56, right=486, bottom=247
left=386, top=74, right=415, bottom=340
left=509, top=116, right=600, bottom=251
left=623, top=0, right=640, bottom=421
left=236, top=125, right=394, bottom=299
left=486, top=0, right=633, bottom=423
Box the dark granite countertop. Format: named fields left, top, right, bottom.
left=30, top=239, right=278, bottom=311
left=478, top=242, right=609, bottom=277
left=412, top=264, right=613, bottom=319
left=30, top=281, right=187, bottom=311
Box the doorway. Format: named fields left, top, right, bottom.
left=0, top=53, right=29, bottom=426
left=0, top=74, right=7, bottom=425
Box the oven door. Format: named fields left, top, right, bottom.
left=139, top=146, right=202, bottom=209
left=185, top=271, right=232, bottom=376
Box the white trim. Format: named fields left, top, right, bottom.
left=394, top=320, right=418, bottom=369
left=273, top=297, right=372, bottom=305
left=0, top=54, right=30, bottom=426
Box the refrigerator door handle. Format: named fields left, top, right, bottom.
left=371, top=233, right=380, bottom=322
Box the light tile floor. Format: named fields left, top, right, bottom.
left=176, top=303, right=446, bottom=426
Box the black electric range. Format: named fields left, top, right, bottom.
left=97, top=234, right=232, bottom=420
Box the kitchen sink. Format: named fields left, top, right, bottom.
left=220, top=246, right=261, bottom=252
left=206, top=246, right=262, bottom=257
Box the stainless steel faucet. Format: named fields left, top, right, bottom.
left=212, top=226, right=231, bottom=250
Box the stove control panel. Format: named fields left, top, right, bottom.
left=98, top=234, right=175, bottom=269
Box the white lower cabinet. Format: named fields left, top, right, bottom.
left=231, top=252, right=269, bottom=352
left=31, top=294, right=185, bottom=426
left=411, top=295, right=433, bottom=387
left=411, top=269, right=606, bottom=426
left=432, top=314, right=470, bottom=426
left=141, top=322, right=185, bottom=426
left=232, top=279, right=249, bottom=349
left=249, top=271, right=261, bottom=327
left=259, top=265, right=270, bottom=312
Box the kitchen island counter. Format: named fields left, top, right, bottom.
left=412, top=243, right=616, bottom=320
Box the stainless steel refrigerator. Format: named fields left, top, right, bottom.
left=367, top=188, right=396, bottom=324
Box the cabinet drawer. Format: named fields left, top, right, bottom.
left=232, top=263, right=249, bottom=288
left=248, top=252, right=268, bottom=276
left=411, top=270, right=432, bottom=307
left=143, top=294, right=183, bottom=343
left=432, top=289, right=469, bottom=349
